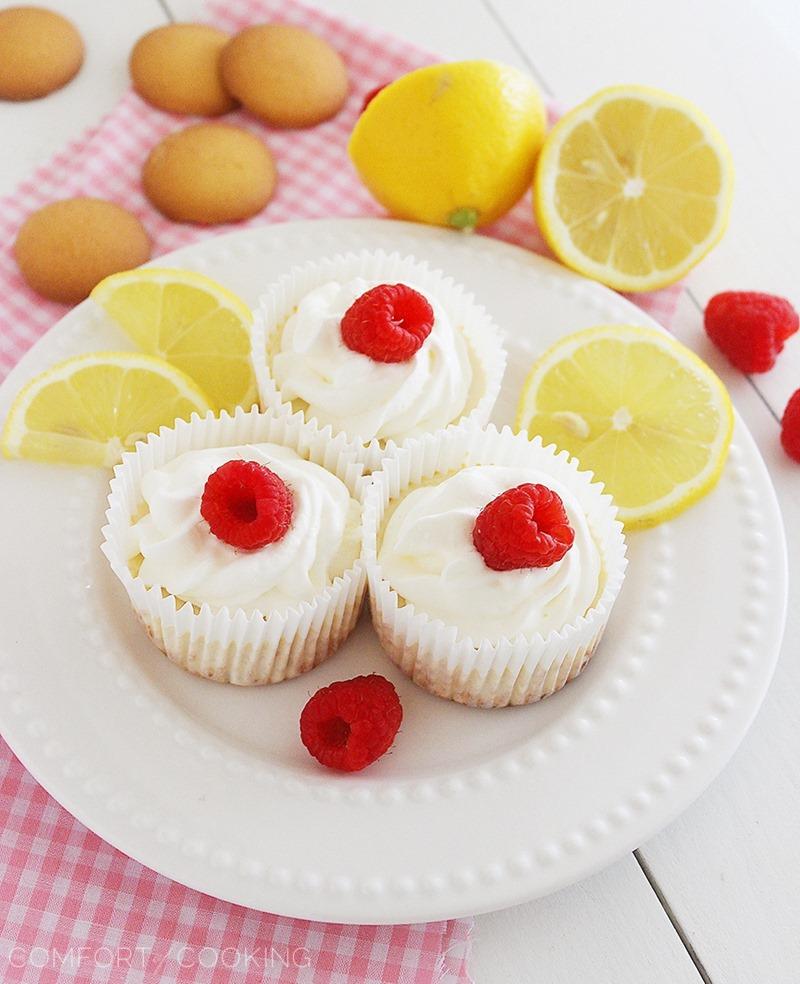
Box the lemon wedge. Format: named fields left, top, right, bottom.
left=91, top=267, right=256, bottom=413
left=516, top=325, right=734, bottom=528
left=1, top=351, right=210, bottom=467
left=534, top=85, right=734, bottom=291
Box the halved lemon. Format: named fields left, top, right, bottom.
left=1, top=351, right=210, bottom=467
left=534, top=85, right=734, bottom=291
left=516, top=325, right=734, bottom=528
left=91, top=268, right=256, bottom=413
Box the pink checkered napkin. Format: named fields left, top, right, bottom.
left=0, top=0, right=683, bottom=979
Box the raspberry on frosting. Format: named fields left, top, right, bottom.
left=472, top=483, right=575, bottom=571
left=200, top=458, right=293, bottom=551
left=300, top=674, right=403, bottom=772
left=340, top=283, right=434, bottom=363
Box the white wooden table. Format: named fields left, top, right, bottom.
left=1, top=2, right=797, bottom=980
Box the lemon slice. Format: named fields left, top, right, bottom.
left=91, top=268, right=256, bottom=413
left=534, top=85, right=734, bottom=291
left=1, top=351, right=210, bottom=467
left=516, top=325, right=734, bottom=528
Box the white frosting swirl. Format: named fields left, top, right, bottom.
left=131, top=444, right=361, bottom=615
left=378, top=465, right=603, bottom=642
left=270, top=278, right=473, bottom=442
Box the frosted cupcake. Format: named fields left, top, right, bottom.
left=251, top=251, right=506, bottom=470
left=101, top=409, right=367, bottom=685
left=363, top=425, right=627, bottom=707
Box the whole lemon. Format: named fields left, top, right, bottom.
left=349, top=61, right=546, bottom=231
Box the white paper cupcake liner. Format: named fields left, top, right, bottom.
left=101, top=408, right=368, bottom=686
left=362, top=423, right=628, bottom=707
left=250, top=250, right=507, bottom=471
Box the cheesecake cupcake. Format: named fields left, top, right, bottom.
left=101, top=408, right=367, bottom=685
left=363, top=425, right=627, bottom=707
left=250, top=251, right=506, bottom=470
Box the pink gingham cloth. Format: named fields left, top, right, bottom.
left=0, top=1, right=682, bottom=981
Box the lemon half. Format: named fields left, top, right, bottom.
left=535, top=85, right=734, bottom=291
left=516, top=325, right=734, bottom=528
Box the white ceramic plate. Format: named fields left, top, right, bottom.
left=0, top=219, right=787, bottom=924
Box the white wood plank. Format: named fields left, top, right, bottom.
left=562, top=278, right=800, bottom=983
left=490, top=0, right=800, bottom=420
left=158, top=0, right=205, bottom=18
left=165, top=0, right=528, bottom=67
left=0, top=0, right=168, bottom=194
left=472, top=855, right=702, bottom=984
left=637, top=287, right=800, bottom=984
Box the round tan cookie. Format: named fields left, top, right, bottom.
left=220, top=23, right=348, bottom=128
left=142, top=123, right=276, bottom=225
left=0, top=6, right=84, bottom=101
left=130, top=23, right=236, bottom=117
left=14, top=199, right=151, bottom=304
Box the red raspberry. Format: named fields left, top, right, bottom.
left=781, top=389, right=800, bottom=463
left=200, top=459, right=293, bottom=551
left=340, top=283, right=434, bottom=363
left=704, top=291, right=799, bottom=373
left=473, top=484, right=575, bottom=572
left=361, top=83, right=387, bottom=113
left=300, top=675, right=403, bottom=773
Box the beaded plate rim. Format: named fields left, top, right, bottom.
left=0, top=218, right=787, bottom=923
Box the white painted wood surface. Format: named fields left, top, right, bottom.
left=0, top=1, right=796, bottom=981
left=0, top=0, right=166, bottom=189
left=471, top=856, right=701, bottom=984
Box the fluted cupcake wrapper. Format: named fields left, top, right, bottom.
left=250, top=250, right=507, bottom=472
left=362, top=424, right=628, bottom=707
left=101, top=408, right=368, bottom=686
